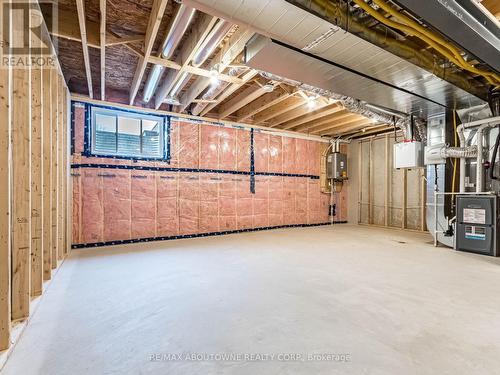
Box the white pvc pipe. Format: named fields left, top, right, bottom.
left=456, top=116, right=500, bottom=193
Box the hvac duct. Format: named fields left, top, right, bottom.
left=158, top=19, right=232, bottom=108
left=192, top=20, right=232, bottom=67
left=143, top=4, right=196, bottom=103
left=258, top=71, right=427, bottom=142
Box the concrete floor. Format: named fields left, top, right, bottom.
left=2, top=225, right=500, bottom=375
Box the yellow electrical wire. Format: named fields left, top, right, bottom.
left=352, top=0, right=500, bottom=87
left=452, top=110, right=458, bottom=194
left=371, top=0, right=500, bottom=87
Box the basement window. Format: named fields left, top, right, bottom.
left=90, top=107, right=164, bottom=159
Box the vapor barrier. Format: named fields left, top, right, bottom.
left=71, top=103, right=345, bottom=247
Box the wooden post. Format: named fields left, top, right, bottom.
left=51, top=69, right=58, bottom=269
left=11, top=66, right=32, bottom=320
left=64, top=89, right=71, bottom=252
left=42, top=67, right=52, bottom=280
left=57, top=76, right=64, bottom=259
left=357, top=141, right=362, bottom=224
left=402, top=169, right=408, bottom=229
left=368, top=139, right=374, bottom=224
left=30, top=55, right=43, bottom=297
left=384, top=135, right=390, bottom=227
left=0, top=39, right=11, bottom=350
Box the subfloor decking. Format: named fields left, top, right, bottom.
left=2, top=225, right=500, bottom=375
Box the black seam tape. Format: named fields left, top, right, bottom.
left=71, top=222, right=347, bottom=249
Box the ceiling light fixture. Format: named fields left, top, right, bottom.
left=262, top=83, right=275, bottom=92
left=307, top=95, right=318, bottom=109
left=209, top=66, right=219, bottom=85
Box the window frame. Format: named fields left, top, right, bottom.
left=90, top=106, right=165, bottom=160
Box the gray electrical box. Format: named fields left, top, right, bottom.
left=327, top=152, right=348, bottom=181
left=456, top=195, right=499, bottom=256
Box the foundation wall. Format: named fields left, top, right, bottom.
left=71, top=103, right=348, bottom=247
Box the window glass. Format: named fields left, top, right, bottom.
left=142, top=120, right=160, bottom=156
left=91, top=107, right=164, bottom=158
left=94, top=113, right=117, bottom=154
left=118, top=116, right=141, bottom=155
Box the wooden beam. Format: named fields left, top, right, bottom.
left=293, top=110, right=355, bottom=132
left=217, top=79, right=268, bottom=119
left=266, top=99, right=330, bottom=128
left=11, top=65, right=31, bottom=320
left=251, top=95, right=304, bottom=124
left=30, top=52, right=43, bottom=297
left=100, top=0, right=106, bottom=100
left=47, top=9, right=143, bottom=49
left=129, top=0, right=169, bottom=105
left=76, top=0, right=93, bottom=98
left=42, top=67, right=52, bottom=281
left=311, top=116, right=370, bottom=135
left=279, top=103, right=343, bottom=130
left=234, top=86, right=293, bottom=122
left=321, top=119, right=375, bottom=136
left=155, top=13, right=218, bottom=109
left=178, top=27, right=254, bottom=111
left=0, top=31, right=11, bottom=351
left=199, top=68, right=258, bottom=116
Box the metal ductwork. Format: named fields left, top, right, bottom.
left=158, top=18, right=233, bottom=107
left=143, top=4, right=196, bottom=103
left=391, top=0, right=500, bottom=73
left=192, top=20, right=232, bottom=67
left=258, top=69, right=427, bottom=142
left=245, top=35, right=482, bottom=122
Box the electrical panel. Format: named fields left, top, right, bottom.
left=327, top=152, right=347, bottom=181
left=393, top=141, right=423, bottom=169
left=456, top=195, right=499, bottom=256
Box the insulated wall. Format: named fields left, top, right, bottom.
left=71, top=103, right=347, bottom=247
left=347, top=135, right=426, bottom=230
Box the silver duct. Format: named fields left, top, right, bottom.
left=259, top=71, right=427, bottom=141
left=162, top=19, right=233, bottom=106
left=143, top=4, right=196, bottom=103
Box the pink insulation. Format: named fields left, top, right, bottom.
left=81, top=169, right=104, bottom=243
left=156, top=172, right=179, bottom=237
left=103, top=170, right=131, bottom=241
left=72, top=111, right=346, bottom=245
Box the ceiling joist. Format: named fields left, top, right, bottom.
left=217, top=77, right=269, bottom=119
left=179, top=27, right=255, bottom=112
left=129, top=0, right=169, bottom=105
left=235, top=86, right=295, bottom=122
left=200, top=69, right=259, bottom=116
left=76, top=0, right=93, bottom=98
left=155, top=13, right=219, bottom=109
left=279, top=103, right=344, bottom=130
left=100, top=0, right=106, bottom=100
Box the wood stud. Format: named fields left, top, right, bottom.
left=0, top=2, right=71, bottom=351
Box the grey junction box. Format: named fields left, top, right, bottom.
left=327, top=152, right=348, bottom=181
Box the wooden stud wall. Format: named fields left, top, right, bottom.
left=357, top=136, right=426, bottom=231
left=0, top=27, right=12, bottom=351
left=0, top=1, right=71, bottom=352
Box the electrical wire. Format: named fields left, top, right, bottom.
left=451, top=110, right=458, bottom=194
left=352, top=0, right=500, bottom=87
left=369, top=0, right=500, bottom=86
